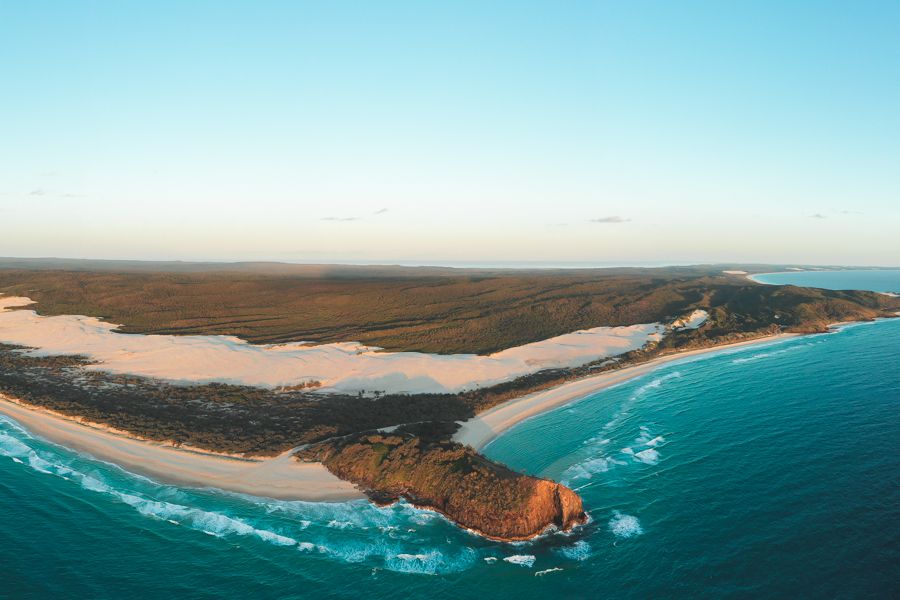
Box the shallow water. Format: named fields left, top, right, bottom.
left=2, top=272, right=899, bottom=598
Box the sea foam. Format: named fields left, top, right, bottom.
left=608, top=511, right=643, bottom=538
left=503, top=555, right=536, bottom=567
left=555, top=540, right=592, bottom=561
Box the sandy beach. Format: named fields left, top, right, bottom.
left=1, top=330, right=796, bottom=501
left=0, top=394, right=364, bottom=501
left=453, top=333, right=799, bottom=450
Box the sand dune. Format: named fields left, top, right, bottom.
left=0, top=295, right=662, bottom=394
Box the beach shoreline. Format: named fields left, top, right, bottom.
left=0, top=327, right=864, bottom=502
left=453, top=332, right=801, bottom=451
left=0, top=394, right=365, bottom=502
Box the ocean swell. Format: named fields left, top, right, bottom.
left=0, top=415, right=587, bottom=575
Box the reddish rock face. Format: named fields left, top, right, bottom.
left=497, top=479, right=587, bottom=541
left=300, top=433, right=587, bottom=542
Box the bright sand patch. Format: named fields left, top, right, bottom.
left=453, top=333, right=798, bottom=450
left=0, top=296, right=663, bottom=394
left=671, top=309, right=708, bottom=330
left=0, top=394, right=364, bottom=501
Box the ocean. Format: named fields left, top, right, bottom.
left=2, top=272, right=899, bottom=599
left=752, top=269, right=900, bottom=293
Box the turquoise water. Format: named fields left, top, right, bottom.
left=752, top=269, right=900, bottom=293
left=3, top=274, right=900, bottom=598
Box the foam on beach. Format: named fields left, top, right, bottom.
left=0, top=416, right=490, bottom=574
left=0, top=295, right=663, bottom=394
left=0, top=421, right=302, bottom=546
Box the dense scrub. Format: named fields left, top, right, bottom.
left=0, top=345, right=473, bottom=455
left=1, top=265, right=895, bottom=355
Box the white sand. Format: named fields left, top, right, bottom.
left=0, top=296, right=663, bottom=394
left=722, top=270, right=748, bottom=275
left=453, top=333, right=798, bottom=450
left=0, top=394, right=364, bottom=501
left=671, top=309, right=708, bottom=330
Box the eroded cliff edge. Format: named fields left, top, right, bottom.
left=298, top=424, right=587, bottom=542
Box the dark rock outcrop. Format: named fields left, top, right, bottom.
left=298, top=429, right=587, bottom=541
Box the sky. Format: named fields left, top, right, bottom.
left=1, top=1, right=898, bottom=266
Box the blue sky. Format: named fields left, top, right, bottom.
left=1, top=1, right=898, bottom=265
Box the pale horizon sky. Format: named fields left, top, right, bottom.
left=2, top=2, right=899, bottom=266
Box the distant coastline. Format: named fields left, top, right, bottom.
left=749, top=269, right=900, bottom=294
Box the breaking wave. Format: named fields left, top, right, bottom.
left=609, top=511, right=643, bottom=538
left=564, top=424, right=666, bottom=484
left=0, top=415, right=593, bottom=576
left=555, top=540, right=591, bottom=561
left=503, top=555, right=536, bottom=567
left=561, top=455, right=625, bottom=484
left=731, top=343, right=811, bottom=364
left=634, top=371, right=683, bottom=396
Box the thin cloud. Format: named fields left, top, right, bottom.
left=589, top=216, right=630, bottom=223
left=809, top=213, right=827, bottom=219
left=321, top=216, right=359, bottom=222
left=27, top=188, right=85, bottom=198
left=838, top=210, right=863, bottom=215
left=373, top=208, right=389, bottom=215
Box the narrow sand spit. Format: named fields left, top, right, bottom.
left=453, top=333, right=799, bottom=450
left=0, top=395, right=364, bottom=501
left=0, top=296, right=662, bottom=395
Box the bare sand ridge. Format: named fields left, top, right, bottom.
left=453, top=333, right=797, bottom=450
left=0, top=296, right=662, bottom=395
left=0, top=395, right=364, bottom=501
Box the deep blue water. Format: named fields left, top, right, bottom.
left=752, top=269, right=900, bottom=293
left=2, top=273, right=899, bottom=599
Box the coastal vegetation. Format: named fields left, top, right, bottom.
left=298, top=424, right=586, bottom=541
left=3, top=263, right=882, bottom=355
left=1, top=262, right=897, bottom=540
